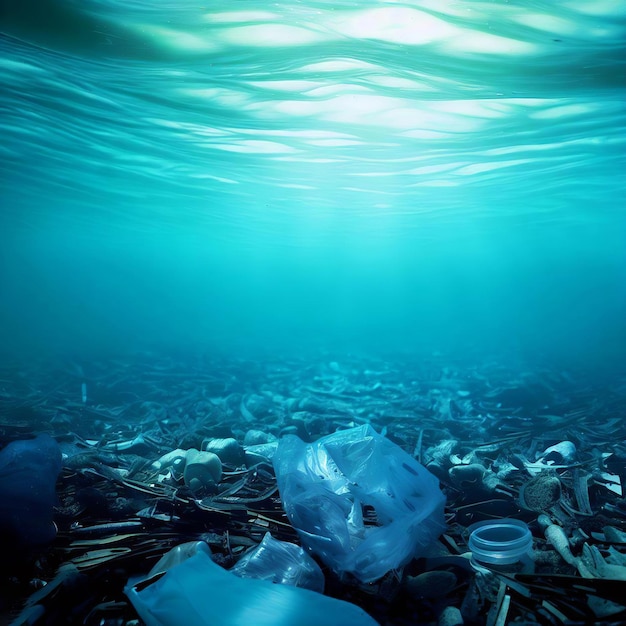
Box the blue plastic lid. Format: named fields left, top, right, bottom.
left=468, top=519, right=532, bottom=565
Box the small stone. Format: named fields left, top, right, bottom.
left=438, top=605, right=463, bottom=626
left=183, top=449, right=222, bottom=494
left=518, top=472, right=561, bottom=511
left=243, top=430, right=277, bottom=446
left=449, top=464, right=486, bottom=488
left=202, top=438, right=246, bottom=467
left=539, top=441, right=577, bottom=464
left=405, top=570, right=457, bottom=600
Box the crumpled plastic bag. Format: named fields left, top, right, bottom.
left=272, top=424, right=446, bottom=582
left=230, top=532, right=324, bottom=592
left=125, top=541, right=379, bottom=626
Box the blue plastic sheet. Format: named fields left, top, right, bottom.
left=125, top=542, right=379, bottom=626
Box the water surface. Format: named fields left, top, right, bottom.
left=1, top=0, right=625, bottom=366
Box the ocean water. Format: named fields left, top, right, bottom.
left=1, top=0, right=625, bottom=368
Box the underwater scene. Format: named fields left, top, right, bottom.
left=1, top=0, right=625, bottom=624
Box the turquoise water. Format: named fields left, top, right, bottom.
left=1, top=0, right=625, bottom=366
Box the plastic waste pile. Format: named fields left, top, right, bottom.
left=273, top=424, right=446, bottom=582
left=124, top=425, right=447, bottom=624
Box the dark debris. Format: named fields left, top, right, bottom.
left=1, top=351, right=626, bottom=625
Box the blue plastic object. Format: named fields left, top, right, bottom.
left=0, top=434, right=62, bottom=546
left=272, top=424, right=446, bottom=582
left=125, top=542, right=379, bottom=626
left=468, top=518, right=532, bottom=566
left=230, top=532, right=325, bottom=592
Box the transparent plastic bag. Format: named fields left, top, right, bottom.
left=273, top=424, right=446, bottom=582
left=230, top=532, right=324, bottom=592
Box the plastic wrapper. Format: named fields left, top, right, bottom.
left=230, top=532, right=324, bottom=592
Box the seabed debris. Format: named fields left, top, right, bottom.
left=1, top=351, right=625, bottom=625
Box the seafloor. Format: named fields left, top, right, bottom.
left=1, top=350, right=625, bottom=625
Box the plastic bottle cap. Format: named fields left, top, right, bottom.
left=468, top=518, right=532, bottom=565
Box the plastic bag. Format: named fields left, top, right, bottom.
left=0, top=434, right=62, bottom=547
left=230, top=532, right=324, bottom=592
left=272, top=424, right=446, bottom=582
left=125, top=542, right=379, bottom=626
left=148, top=540, right=208, bottom=578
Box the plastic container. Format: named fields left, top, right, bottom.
left=468, top=519, right=532, bottom=567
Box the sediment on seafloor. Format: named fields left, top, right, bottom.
left=1, top=351, right=625, bottom=625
